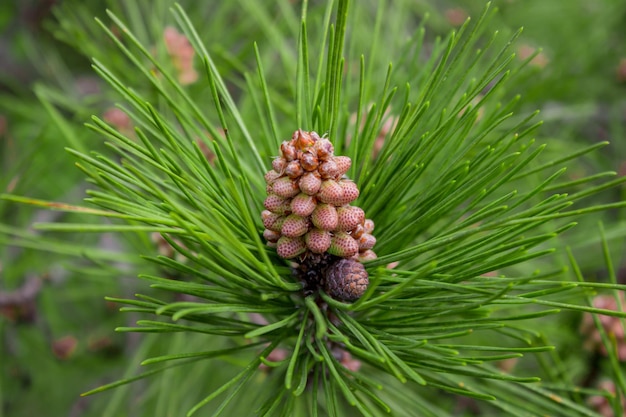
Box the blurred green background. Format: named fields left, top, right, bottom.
left=1, top=0, right=625, bottom=416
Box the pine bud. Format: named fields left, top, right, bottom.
left=281, top=214, right=309, bottom=238
left=357, top=233, right=376, bottom=251
left=314, top=139, right=334, bottom=161
left=358, top=250, right=377, bottom=262
left=334, top=156, right=352, bottom=178
left=299, top=172, right=322, bottom=195
left=305, top=228, right=332, bottom=253
left=310, top=131, right=322, bottom=141
left=263, top=229, right=281, bottom=243
left=264, top=170, right=281, bottom=184
left=293, top=129, right=315, bottom=150
left=328, top=232, right=359, bottom=258
left=291, top=193, right=317, bottom=217
left=311, top=204, right=339, bottom=231
left=262, top=130, right=376, bottom=265
left=324, top=258, right=369, bottom=302
left=317, top=179, right=344, bottom=205
left=281, top=141, right=297, bottom=161
left=261, top=210, right=285, bottom=232
left=337, top=180, right=359, bottom=205
left=301, top=152, right=319, bottom=171
left=272, top=157, right=287, bottom=173
left=285, top=160, right=304, bottom=179
left=276, top=236, right=306, bottom=259
left=336, top=206, right=365, bottom=232
left=318, top=159, right=339, bottom=179
left=264, top=194, right=290, bottom=215
left=351, top=223, right=365, bottom=239
left=272, top=176, right=300, bottom=198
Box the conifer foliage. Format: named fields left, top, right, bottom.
left=3, top=1, right=626, bottom=416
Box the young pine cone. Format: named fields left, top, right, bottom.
left=262, top=129, right=377, bottom=301
left=324, top=258, right=369, bottom=302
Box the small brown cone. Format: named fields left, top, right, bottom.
left=300, top=152, right=319, bottom=171
left=272, top=157, right=287, bottom=173
left=281, top=141, right=297, bottom=161
left=293, top=129, right=315, bottom=150
left=285, top=161, right=304, bottom=179
left=313, top=139, right=334, bottom=160
left=324, top=258, right=369, bottom=302
left=318, top=159, right=339, bottom=179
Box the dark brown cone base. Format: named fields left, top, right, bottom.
left=294, top=252, right=340, bottom=297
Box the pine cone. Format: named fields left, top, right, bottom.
left=261, top=129, right=377, bottom=301
left=324, top=258, right=369, bottom=302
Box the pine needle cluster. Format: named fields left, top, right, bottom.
left=3, top=1, right=626, bottom=416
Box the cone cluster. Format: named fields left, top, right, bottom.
left=262, top=130, right=377, bottom=263
left=262, top=130, right=376, bottom=302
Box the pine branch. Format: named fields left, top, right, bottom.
left=3, top=1, right=626, bottom=416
